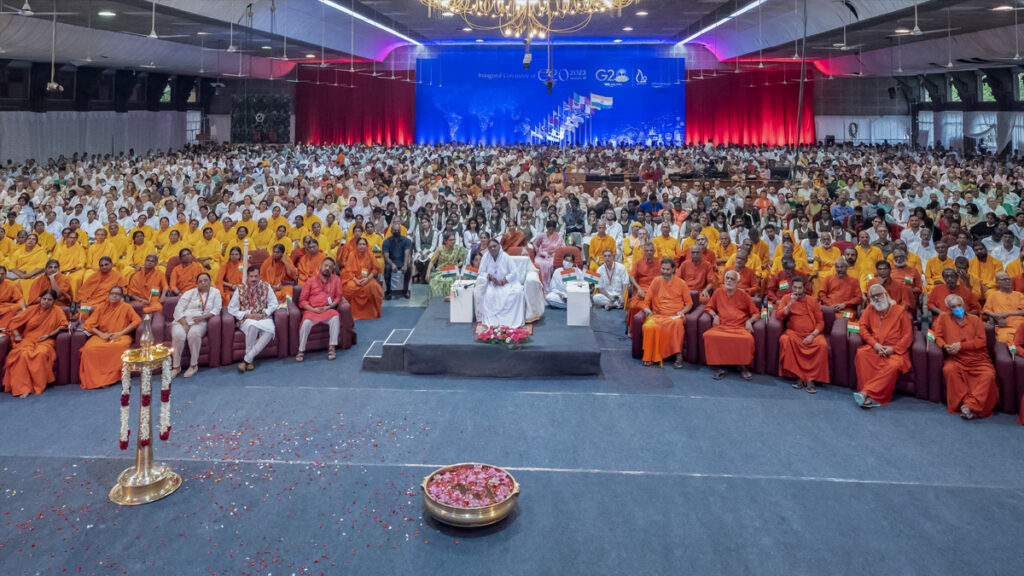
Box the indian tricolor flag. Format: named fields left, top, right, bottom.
left=81, top=304, right=93, bottom=313
left=841, top=311, right=853, bottom=319
left=1011, top=344, right=1018, bottom=355
left=847, top=323, right=861, bottom=334
left=760, top=308, right=769, bottom=320
left=440, top=265, right=457, bottom=278
left=583, top=269, right=601, bottom=285
left=150, top=288, right=160, bottom=297
left=904, top=276, right=914, bottom=285
left=926, top=330, right=936, bottom=342
left=779, top=280, right=790, bottom=291
left=560, top=268, right=578, bottom=283
left=590, top=93, right=613, bottom=109
left=462, top=266, right=478, bottom=281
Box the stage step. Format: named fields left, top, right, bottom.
left=362, top=329, right=414, bottom=372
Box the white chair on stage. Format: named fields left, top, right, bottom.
left=509, top=255, right=545, bottom=323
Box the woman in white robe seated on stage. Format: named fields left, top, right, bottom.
left=474, top=239, right=526, bottom=328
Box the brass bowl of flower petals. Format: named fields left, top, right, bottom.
left=421, top=463, right=520, bottom=527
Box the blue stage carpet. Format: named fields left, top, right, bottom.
left=1, top=301, right=1022, bottom=575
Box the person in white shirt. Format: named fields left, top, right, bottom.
left=170, top=272, right=223, bottom=379
left=545, top=253, right=582, bottom=309
left=593, top=248, right=629, bottom=310
left=990, top=231, right=1019, bottom=266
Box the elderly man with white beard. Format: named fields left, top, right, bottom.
left=853, top=283, right=914, bottom=409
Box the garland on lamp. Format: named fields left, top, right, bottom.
left=119, top=365, right=131, bottom=450
left=117, top=357, right=174, bottom=451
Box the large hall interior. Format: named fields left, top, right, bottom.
left=1, top=1, right=1023, bottom=574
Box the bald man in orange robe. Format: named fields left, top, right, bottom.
left=640, top=257, right=693, bottom=368
left=853, top=284, right=914, bottom=408
left=927, top=268, right=980, bottom=317
left=866, top=260, right=917, bottom=317
left=127, top=254, right=167, bottom=315
left=726, top=251, right=761, bottom=299
left=168, top=248, right=205, bottom=296
left=677, top=244, right=716, bottom=303
left=766, top=258, right=800, bottom=305
left=627, top=243, right=660, bottom=335
left=776, top=276, right=829, bottom=393
left=818, top=257, right=862, bottom=316
left=75, top=256, right=126, bottom=319
left=704, top=270, right=760, bottom=381
left=932, top=293, right=999, bottom=420
left=296, top=239, right=327, bottom=285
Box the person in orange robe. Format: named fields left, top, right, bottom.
left=127, top=254, right=167, bottom=315
left=296, top=239, right=327, bottom=285
left=775, top=276, right=829, bottom=393
left=168, top=248, right=205, bottom=296
left=1012, top=328, right=1024, bottom=425
left=215, top=246, right=244, bottom=303
left=766, top=257, right=800, bottom=305
left=927, top=268, right=980, bottom=317
left=852, top=284, right=914, bottom=408
left=677, top=245, right=716, bottom=303
left=79, top=285, right=141, bottom=389
left=626, top=243, right=660, bottom=335
left=29, top=259, right=73, bottom=308
left=932, top=294, right=999, bottom=420
left=704, top=270, right=760, bottom=381
left=0, top=266, right=26, bottom=328
left=340, top=237, right=383, bottom=320
left=261, top=243, right=297, bottom=303
left=982, top=272, right=1024, bottom=345
left=77, top=256, right=126, bottom=315
left=889, top=248, right=922, bottom=297
left=818, top=257, right=862, bottom=316
left=500, top=229, right=527, bottom=255
left=640, top=258, right=693, bottom=368
left=337, top=224, right=364, bottom=271
left=726, top=250, right=761, bottom=301
left=866, top=260, right=917, bottom=318
left=2, top=290, right=69, bottom=397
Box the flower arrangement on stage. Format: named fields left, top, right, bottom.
left=119, top=355, right=174, bottom=450
left=425, top=464, right=516, bottom=509
left=474, top=325, right=532, bottom=348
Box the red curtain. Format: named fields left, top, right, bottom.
left=294, top=68, right=415, bottom=146
left=685, top=68, right=815, bottom=146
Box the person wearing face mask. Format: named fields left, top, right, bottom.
left=853, top=284, right=914, bottom=409
left=545, top=253, right=583, bottom=309
left=932, top=294, right=999, bottom=420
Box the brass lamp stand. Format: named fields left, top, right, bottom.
left=109, top=344, right=181, bottom=505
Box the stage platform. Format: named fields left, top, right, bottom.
left=363, top=297, right=601, bottom=377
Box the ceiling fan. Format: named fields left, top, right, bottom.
left=203, top=22, right=254, bottom=53
left=811, top=17, right=860, bottom=51
left=0, top=1, right=75, bottom=16
left=125, top=1, right=188, bottom=40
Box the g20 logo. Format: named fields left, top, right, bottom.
left=595, top=68, right=630, bottom=86
left=537, top=69, right=571, bottom=82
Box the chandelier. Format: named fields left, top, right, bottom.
left=420, top=0, right=639, bottom=39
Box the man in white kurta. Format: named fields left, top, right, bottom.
left=170, top=272, right=222, bottom=379
left=227, top=265, right=280, bottom=372
left=593, top=248, right=629, bottom=309
left=474, top=239, right=526, bottom=328
left=545, top=253, right=583, bottom=309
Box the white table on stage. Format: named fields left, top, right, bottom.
left=566, top=281, right=592, bottom=327
left=449, top=279, right=476, bottom=324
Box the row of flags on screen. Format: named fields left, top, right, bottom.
left=531, top=93, right=613, bottom=142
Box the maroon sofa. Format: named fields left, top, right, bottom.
left=630, top=290, right=706, bottom=364
left=286, top=284, right=356, bottom=357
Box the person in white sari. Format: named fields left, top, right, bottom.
left=545, top=253, right=583, bottom=309
left=474, top=239, right=526, bottom=328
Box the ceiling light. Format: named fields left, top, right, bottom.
left=197, top=31, right=210, bottom=35
left=442, top=11, right=453, bottom=17
left=97, top=10, right=116, bottom=17
left=894, top=27, right=911, bottom=34
left=613, top=39, right=622, bottom=43
left=636, top=11, right=648, bottom=16
left=679, top=0, right=769, bottom=45
left=319, top=0, right=422, bottom=46
left=475, top=39, right=484, bottom=43
left=993, top=5, right=1015, bottom=11
left=462, top=27, right=472, bottom=31
left=261, top=45, right=272, bottom=50
left=623, top=26, right=633, bottom=31
left=306, top=53, right=316, bottom=58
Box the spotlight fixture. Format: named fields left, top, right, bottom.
left=261, top=45, right=272, bottom=50
left=305, top=53, right=316, bottom=58
left=636, top=11, right=648, bottom=16
left=623, top=26, right=633, bottom=31
left=613, top=39, right=622, bottom=43
left=98, top=10, right=116, bottom=17
left=462, top=27, right=471, bottom=31
left=993, top=5, right=1015, bottom=11
left=475, top=38, right=484, bottom=43
left=894, top=27, right=911, bottom=34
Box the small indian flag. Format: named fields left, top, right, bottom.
left=1011, top=344, right=1018, bottom=355
left=583, top=269, right=601, bottom=285
left=779, top=281, right=790, bottom=291
left=560, top=269, right=578, bottom=283
left=440, top=265, right=457, bottom=278
left=462, top=266, right=478, bottom=280
left=760, top=308, right=768, bottom=319
left=865, top=274, right=874, bottom=281
left=847, top=323, right=861, bottom=333
left=926, top=330, right=936, bottom=342
left=767, top=303, right=775, bottom=311
left=590, top=93, right=613, bottom=109
left=373, top=244, right=381, bottom=252
left=81, top=305, right=93, bottom=313
left=904, top=276, right=914, bottom=285
left=842, top=311, right=853, bottom=319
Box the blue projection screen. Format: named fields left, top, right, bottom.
left=415, top=46, right=684, bottom=146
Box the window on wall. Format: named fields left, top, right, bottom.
left=186, top=110, right=203, bottom=143
left=950, top=80, right=962, bottom=103
left=1018, top=72, right=1024, bottom=101
left=160, top=85, right=171, bottom=103
left=922, top=86, right=932, bottom=103
left=981, top=75, right=995, bottom=103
